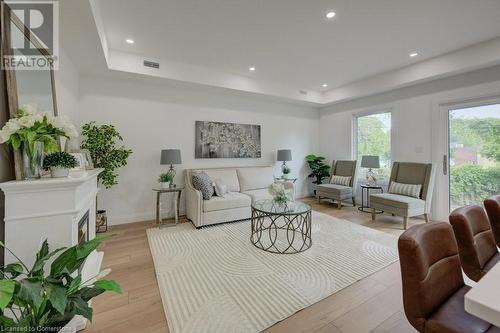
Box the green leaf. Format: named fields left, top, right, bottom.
left=0, top=314, right=15, bottom=327
left=94, top=280, right=121, bottom=294
left=67, top=275, right=81, bottom=295
left=18, top=279, right=44, bottom=311
left=76, top=286, right=106, bottom=302
left=4, top=262, right=25, bottom=278
left=46, top=282, right=68, bottom=314
left=69, top=297, right=93, bottom=321
left=0, top=280, right=15, bottom=309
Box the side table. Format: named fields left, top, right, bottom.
left=274, top=177, right=298, bottom=183
left=358, top=184, right=384, bottom=214
left=153, top=187, right=184, bottom=228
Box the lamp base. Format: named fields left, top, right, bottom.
left=366, top=168, right=378, bottom=186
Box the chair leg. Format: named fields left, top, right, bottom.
left=403, top=216, right=408, bottom=230
left=424, top=213, right=429, bottom=223
left=352, top=197, right=356, bottom=206
left=371, top=208, right=376, bottom=221
left=317, top=196, right=321, bottom=203
left=337, top=200, right=342, bottom=209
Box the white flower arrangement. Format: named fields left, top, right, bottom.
left=0, top=104, right=78, bottom=152
left=268, top=182, right=292, bottom=205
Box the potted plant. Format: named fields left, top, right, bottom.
left=158, top=172, right=174, bottom=189
left=0, top=105, right=78, bottom=179
left=43, top=152, right=78, bottom=178
left=268, top=182, right=292, bottom=206
left=0, top=237, right=121, bottom=332
left=80, top=122, right=132, bottom=229
left=305, top=154, right=331, bottom=193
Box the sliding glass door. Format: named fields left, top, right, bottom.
left=444, top=103, right=500, bottom=212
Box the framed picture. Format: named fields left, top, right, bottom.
left=70, top=149, right=94, bottom=171
left=195, top=121, right=261, bottom=158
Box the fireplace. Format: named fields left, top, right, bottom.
left=78, top=210, right=90, bottom=245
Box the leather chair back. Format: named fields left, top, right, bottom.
left=484, top=195, right=500, bottom=247
left=449, top=205, right=498, bottom=282
left=398, top=222, right=464, bottom=332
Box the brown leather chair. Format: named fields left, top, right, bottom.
left=484, top=195, right=500, bottom=247
left=398, top=222, right=500, bottom=333
left=449, top=205, right=500, bottom=282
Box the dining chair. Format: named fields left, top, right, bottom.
left=484, top=195, right=500, bottom=247
left=449, top=205, right=500, bottom=282
left=398, top=222, right=500, bottom=333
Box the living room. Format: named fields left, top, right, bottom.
left=0, top=1, right=499, bottom=332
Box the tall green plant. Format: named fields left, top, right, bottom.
left=81, top=122, right=132, bottom=189
left=305, top=154, right=331, bottom=185
left=0, top=237, right=121, bottom=330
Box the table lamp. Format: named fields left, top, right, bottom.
left=161, top=149, right=182, bottom=188
left=277, top=149, right=292, bottom=179
left=361, top=155, right=380, bottom=186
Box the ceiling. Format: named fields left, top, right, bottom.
left=60, top=0, right=500, bottom=105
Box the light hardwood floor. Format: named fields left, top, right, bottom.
left=82, top=197, right=427, bottom=333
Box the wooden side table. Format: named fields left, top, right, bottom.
left=153, top=187, right=184, bottom=228
left=358, top=184, right=384, bottom=214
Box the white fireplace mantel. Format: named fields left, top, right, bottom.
left=0, top=168, right=105, bottom=330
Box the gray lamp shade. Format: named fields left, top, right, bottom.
left=160, top=149, right=182, bottom=165
left=361, top=155, right=380, bottom=169
left=277, top=149, right=292, bottom=162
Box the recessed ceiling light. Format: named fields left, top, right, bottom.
left=249, top=67, right=256, bottom=71
left=326, top=11, right=336, bottom=19
left=125, top=39, right=135, bottom=44
left=322, top=83, right=328, bottom=88
left=409, top=52, right=419, bottom=58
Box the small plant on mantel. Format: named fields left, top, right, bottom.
left=0, top=237, right=121, bottom=331
left=43, top=152, right=78, bottom=178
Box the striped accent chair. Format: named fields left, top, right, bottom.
left=316, top=160, right=358, bottom=209
left=370, top=162, right=436, bottom=229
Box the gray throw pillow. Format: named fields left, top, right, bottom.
left=192, top=172, right=214, bottom=200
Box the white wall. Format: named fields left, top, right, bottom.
left=76, top=76, right=319, bottom=225
left=319, top=77, right=500, bottom=219
left=54, top=48, right=80, bottom=122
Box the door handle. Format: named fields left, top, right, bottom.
left=443, top=155, right=448, bottom=175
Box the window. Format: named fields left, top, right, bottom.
left=355, top=112, right=392, bottom=179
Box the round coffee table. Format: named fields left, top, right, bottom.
left=251, top=200, right=312, bottom=254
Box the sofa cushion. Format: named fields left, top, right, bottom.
left=201, top=169, right=240, bottom=192
left=242, top=189, right=273, bottom=202
left=213, top=179, right=228, bottom=197
left=370, top=193, right=425, bottom=210
left=237, top=167, right=274, bottom=191
left=203, top=192, right=251, bottom=212
left=191, top=172, right=214, bottom=200
left=317, top=183, right=352, bottom=196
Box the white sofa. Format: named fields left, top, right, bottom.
left=185, top=166, right=294, bottom=228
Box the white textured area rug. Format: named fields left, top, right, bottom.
left=146, top=211, right=398, bottom=333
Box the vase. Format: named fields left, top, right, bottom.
left=22, top=141, right=44, bottom=179
left=50, top=167, right=70, bottom=178
left=160, top=182, right=170, bottom=189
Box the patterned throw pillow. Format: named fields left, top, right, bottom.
left=192, top=172, right=214, bottom=200
left=330, top=175, right=351, bottom=186
left=213, top=179, right=228, bottom=197
left=389, top=181, right=422, bottom=198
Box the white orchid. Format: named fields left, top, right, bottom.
left=17, top=115, right=36, bottom=128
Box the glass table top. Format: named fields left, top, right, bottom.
left=252, top=199, right=311, bottom=215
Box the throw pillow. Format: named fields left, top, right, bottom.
left=192, top=172, right=214, bottom=200
left=330, top=175, right=351, bottom=186
left=213, top=179, right=228, bottom=197
left=389, top=181, right=422, bottom=198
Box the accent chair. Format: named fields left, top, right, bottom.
left=370, top=162, right=435, bottom=229
left=398, top=222, right=500, bottom=333
left=484, top=195, right=500, bottom=247
left=449, top=205, right=500, bottom=282
left=316, top=160, right=358, bottom=209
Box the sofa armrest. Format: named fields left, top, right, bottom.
left=185, top=175, right=203, bottom=227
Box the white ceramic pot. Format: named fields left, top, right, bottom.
left=58, top=316, right=78, bottom=333
left=50, top=167, right=70, bottom=178
left=160, top=182, right=170, bottom=189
